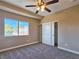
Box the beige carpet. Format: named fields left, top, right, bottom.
left=0, top=43, right=79, bottom=59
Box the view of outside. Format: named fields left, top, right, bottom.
left=4, top=18, right=29, bottom=36
left=19, top=21, right=29, bottom=35
left=4, top=18, right=18, bottom=36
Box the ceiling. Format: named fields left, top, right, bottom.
left=1, top=0, right=79, bottom=16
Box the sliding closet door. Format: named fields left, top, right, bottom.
left=52, top=22, right=55, bottom=46
left=42, top=22, right=52, bottom=45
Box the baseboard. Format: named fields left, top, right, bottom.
left=58, top=47, right=79, bottom=55
left=0, top=41, right=40, bottom=52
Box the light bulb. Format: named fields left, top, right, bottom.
left=41, top=5, right=45, bottom=11
left=37, top=6, right=40, bottom=10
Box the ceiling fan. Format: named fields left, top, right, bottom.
left=25, top=0, right=59, bottom=14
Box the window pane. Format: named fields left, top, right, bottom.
left=19, top=21, right=29, bottom=35
left=4, top=18, right=18, bottom=36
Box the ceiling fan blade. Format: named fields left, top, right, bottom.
left=25, top=5, right=36, bottom=7
left=45, top=7, right=51, bottom=12
left=35, top=10, right=39, bottom=14
left=46, top=0, right=59, bottom=5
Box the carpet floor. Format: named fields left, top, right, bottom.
left=0, top=43, right=79, bottom=59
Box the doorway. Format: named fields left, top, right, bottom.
left=42, top=22, right=58, bottom=47
left=54, top=22, right=58, bottom=47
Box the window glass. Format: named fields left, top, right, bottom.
left=19, top=21, right=29, bottom=35
left=4, top=18, right=18, bottom=36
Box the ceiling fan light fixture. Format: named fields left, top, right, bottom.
left=36, top=0, right=45, bottom=11
left=36, top=4, right=45, bottom=12
left=37, top=6, right=40, bottom=10
left=25, top=0, right=59, bottom=14
left=41, top=5, right=45, bottom=11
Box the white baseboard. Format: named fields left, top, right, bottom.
left=0, top=41, right=39, bottom=52
left=58, top=47, right=79, bottom=55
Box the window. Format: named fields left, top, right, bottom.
left=4, top=18, right=29, bottom=36
left=19, top=21, right=29, bottom=35
left=4, top=18, right=18, bottom=36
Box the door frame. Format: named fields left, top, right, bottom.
left=54, top=22, right=58, bottom=47
left=41, top=22, right=58, bottom=47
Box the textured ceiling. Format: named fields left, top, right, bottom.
left=1, top=0, right=79, bottom=16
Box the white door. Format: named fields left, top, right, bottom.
left=52, top=22, right=54, bottom=46
left=42, top=22, right=52, bottom=45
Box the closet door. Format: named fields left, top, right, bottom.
left=42, top=22, right=52, bottom=45
left=52, top=22, right=55, bottom=46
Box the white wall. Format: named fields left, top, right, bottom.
left=41, top=5, right=79, bottom=54
left=0, top=10, right=40, bottom=50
